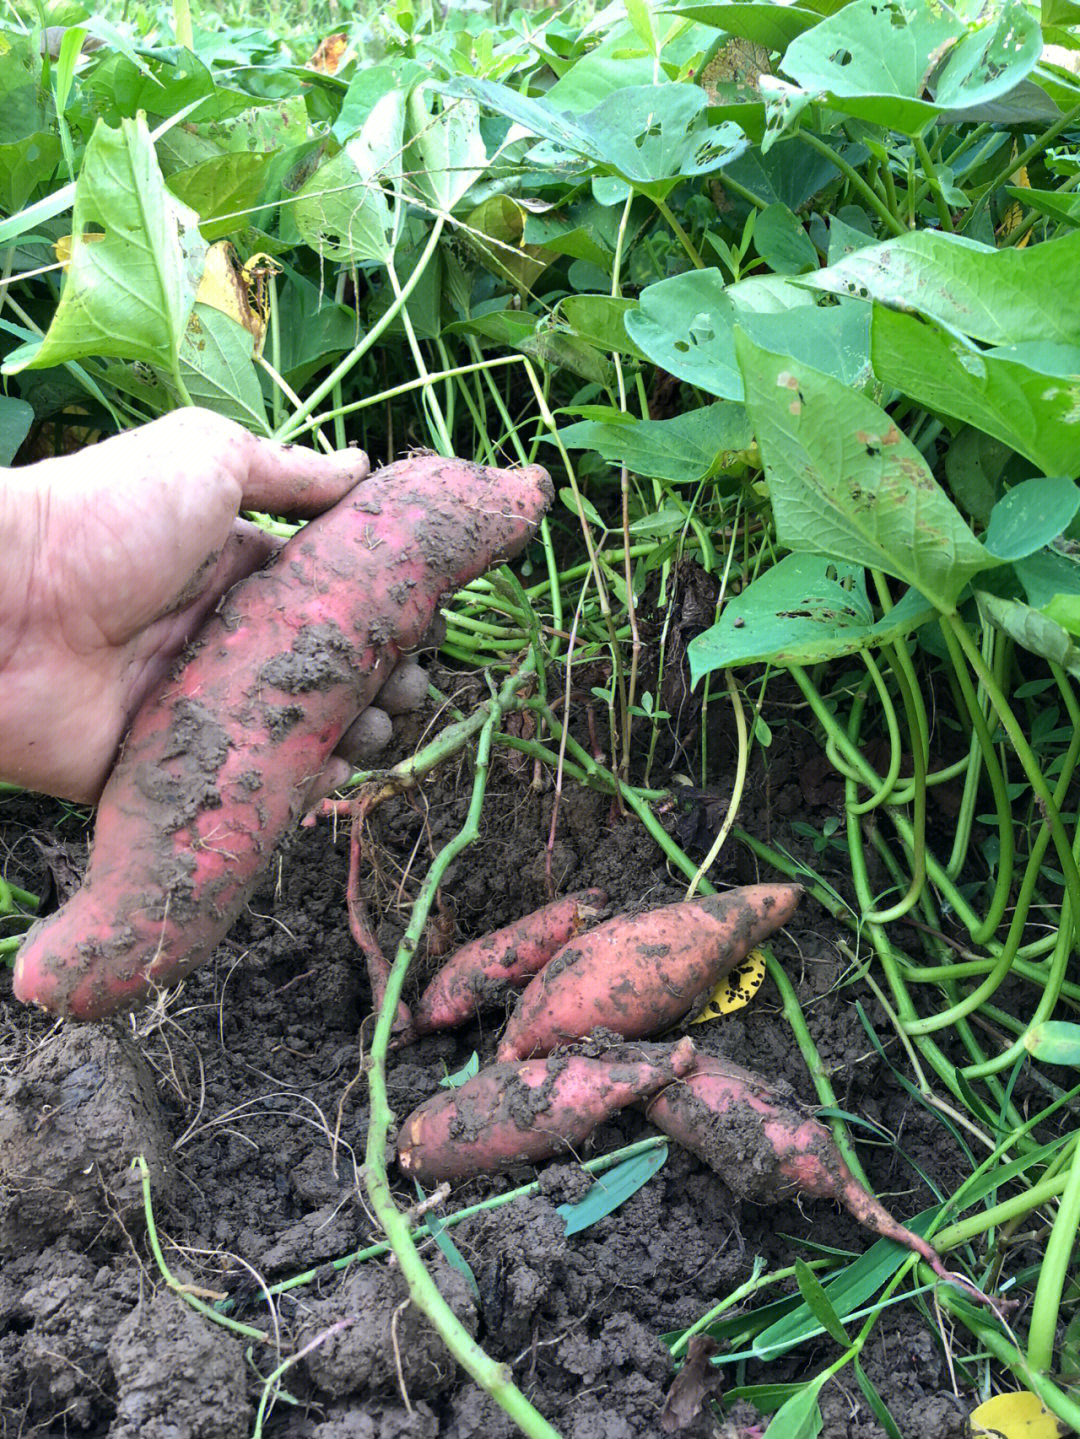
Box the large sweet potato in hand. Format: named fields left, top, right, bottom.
left=497, top=884, right=802, bottom=1061
left=398, top=1037, right=696, bottom=1184
left=14, top=456, right=552, bottom=1020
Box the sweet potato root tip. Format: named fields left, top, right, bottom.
left=496, top=883, right=802, bottom=1061
left=14, top=456, right=553, bottom=1021
left=396, top=1038, right=695, bottom=1185
left=643, top=1053, right=990, bottom=1301
left=412, top=888, right=608, bottom=1035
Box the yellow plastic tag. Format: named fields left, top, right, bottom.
left=691, top=948, right=766, bottom=1023
left=970, top=1391, right=1068, bottom=1438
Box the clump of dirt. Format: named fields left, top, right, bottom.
left=109, top=1289, right=250, bottom=1439
left=0, top=693, right=994, bottom=1438
left=0, top=1022, right=174, bottom=1257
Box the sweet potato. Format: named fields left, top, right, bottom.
left=643, top=1054, right=966, bottom=1288
left=14, top=456, right=553, bottom=1021
left=496, top=884, right=802, bottom=1061
left=398, top=1036, right=696, bottom=1184
left=412, top=889, right=608, bottom=1035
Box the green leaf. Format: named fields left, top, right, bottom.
left=794, top=1260, right=851, bottom=1346
left=442, top=79, right=747, bottom=199
left=734, top=330, right=996, bottom=611
left=178, top=304, right=268, bottom=432
left=1003, top=185, right=1080, bottom=229
left=871, top=306, right=1080, bottom=478
left=272, top=271, right=359, bottom=388
left=852, top=1359, right=904, bottom=1439
left=0, top=133, right=63, bottom=214
left=762, top=1373, right=827, bottom=1439
left=1014, top=546, right=1080, bottom=610
left=294, top=89, right=406, bottom=265
left=556, top=1145, right=669, bottom=1236
left=560, top=487, right=607, bottom=529
left=754, top=203, right=818, bottom=275
left=983, top=478, right=1080, bottom=561
left=976, top=591, right=1080, bottom=679
left=556, top=296, right=650, bottom=361
left=465, top=195, right=553, bottom=291
left=439, top=1052, right=480, bottom=1088
left=626, top=269, right=870, bottom=400
left=805, top=230, right=1080, bottom=347
left=755, top=1209, right=939, bottom=1358
left=7, top=117, right=206, bottom=375
left=166, top=151, right=275, bottom=242
left=415, top=1182, right=481, bottom=1301
left=407, top=82, right=487, bottom=213
left=668, top=5, right=821, bottom=50
left=1024, top=1021, right=1080, bottom=1066
left=555, top=402, right=753, bottom=483
left=687, top=554, right=936, bottom=682
left=780, top=0, right=1039, bottom=133
left=944, top=427, right=1012, bottom=525
left=0, top=396, right=33, bottom=464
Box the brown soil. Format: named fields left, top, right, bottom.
left=0, top=669, right=988, bottom=1439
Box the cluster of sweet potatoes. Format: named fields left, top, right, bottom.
left=394, top=881, right=975, bottom=1288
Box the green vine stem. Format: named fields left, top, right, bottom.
left=363, top=667, right=561, bottom=1439
left=940, top=1287, right=1080, bottom=1435
left=133, top=1156, right=271, bottom=1344
left=275, top=216, right=446, bottom=444
left=1027, top=1132, right=1080, bottom=1371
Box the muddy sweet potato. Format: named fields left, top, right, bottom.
left=412, top=889, right=608, bottom=1035
left=496, top=884, right=802, bottom=1061
left=643, top=1053, right=968, bottom=1289
left=14, top=456, right=553, bottom=1021
left=397, top=1036, right=696, bottom=1184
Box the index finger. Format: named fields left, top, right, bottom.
left=155, top=409, right=371, bottom=518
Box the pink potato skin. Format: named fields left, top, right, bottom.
left=496, top=884, right=802, bottom=1062
left=14, top=456, right=553, bottom=1021
left=643, top=1053, right=957, bottom=1282
left=412, top=888, right=608, bottom=1035
left=398, top=1036, right=696, bottom=1184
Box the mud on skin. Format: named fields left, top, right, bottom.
left=0, top=743, right=1003, bottom=1438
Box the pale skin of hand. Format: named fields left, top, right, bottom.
left=0, top=409, right=371, bottom=805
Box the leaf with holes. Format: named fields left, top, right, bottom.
left=735, top=330, right=997, bottom=611
left=294, top=87, right=405, bottom=265
left=804, top=229, right=1080, bottom=346
left=780, top=0, right=1039, bottom=133
left=687, top=553, right=937, bottom=683
left=441, top=79, right=747, bottom=200
left=626, top=269, right=870, bottom=400
left=407, top=83, right=487, bottom=213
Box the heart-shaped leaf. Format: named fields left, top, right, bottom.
left=7, top=117, right=206, bottom=374
left=735, top=330, right=997, bottom=611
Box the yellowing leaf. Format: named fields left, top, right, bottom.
left=54, top=231, right=104, bottom=267
left=970, top=1390, right=1069, bottom=1438
left=196, top=241, right=266, bottom=356
left=691, top=948, right=766, bottom=1022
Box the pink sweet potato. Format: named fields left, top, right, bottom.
left=397, top=1036, right=696, bottom=1184
left=412, top=888, right=608, bottom=1035
left=14, top=456, right=553, bottom=1021
left=496, top=884, right=802, bottom=1062
left=643, top=1054, right=967, bottom=1289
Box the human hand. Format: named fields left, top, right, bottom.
left=0, top=409, right=372, bottom=804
